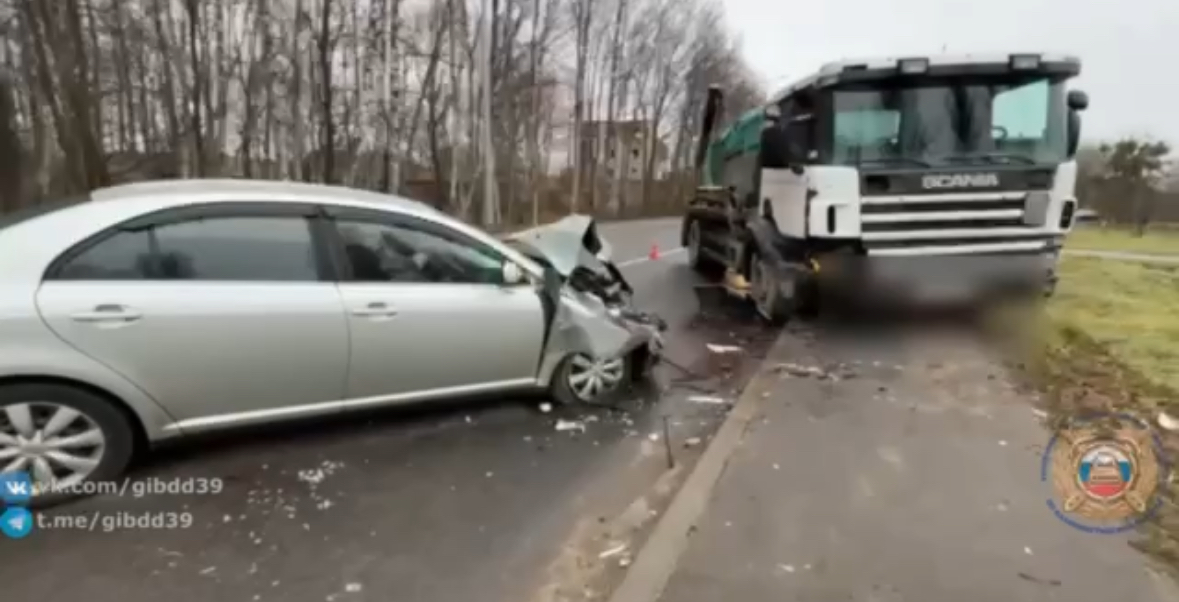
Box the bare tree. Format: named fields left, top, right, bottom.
left=0, top=0, right=765, bottom=226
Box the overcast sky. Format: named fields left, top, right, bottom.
left=720, top=0, right=1178, bottom=146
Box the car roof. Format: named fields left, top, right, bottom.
left=89, top=178, right=437, bottom=215
left=0, top=179, right=547, bottom=283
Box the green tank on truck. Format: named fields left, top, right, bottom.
left=702, top=107, right=767, bottom=188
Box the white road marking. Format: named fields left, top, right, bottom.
left=616, top=247, right=685, bottom=268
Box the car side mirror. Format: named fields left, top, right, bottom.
left=501, top=262, right=524, bottom=285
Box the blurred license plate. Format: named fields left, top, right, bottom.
left=915, top=282, right=973, bottom=302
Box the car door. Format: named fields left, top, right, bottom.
left=325, top=207, right=546, bottom=408
left=35, top=202, right=351, bottom=433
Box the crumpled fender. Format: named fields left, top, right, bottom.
left=518, top=219, right=663, bottom=386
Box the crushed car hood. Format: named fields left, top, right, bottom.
left=504, top=214, right=614, bottom=277
left=506, top=216, right=666, bottom=386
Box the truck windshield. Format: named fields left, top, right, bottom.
left=829, top=74, right=1069, bottom=168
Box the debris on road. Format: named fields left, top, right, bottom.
left=539, top=402, right=553, bottom=414
left=344, top=583, right=363, bottom=593
left=684, top=437, right=702, bottom=447
left=1031, top=408, right=1049, bottom=421
left=1018, top=572, right=1062, bottom=587
left=778, top=564, right=796, bottom=574
left=199, top=566, right=216, bottom=576
left=599, top=543, right=628, bottom=559
left=556, top=419, right=587, bottom=433
left=687, top=395, right=729, bottom=405
left=1158, top=410, right=1179, bottom=432
left=773, top=362, right=833, bottom=379
left=706, top=343, right=744, bottom=354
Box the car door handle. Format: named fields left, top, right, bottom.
left=351, top=302, right=398, bottom=318
left=70, top=304, right=143, bottom=323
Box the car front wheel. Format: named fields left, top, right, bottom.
left=550, top=353, right=633, bottom=406
left=0, top=383, right=136, bottom=505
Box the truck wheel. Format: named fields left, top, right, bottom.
left=685, top=219, right=716, bottom=275
left=748, top=250, right=791, bottom=325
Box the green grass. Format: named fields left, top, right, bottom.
left=1067, top=226, right=1179, bottom=256
left=1047, top=257, right=1179, bottom=395
left=1022, top=256, right=1179, bottom=573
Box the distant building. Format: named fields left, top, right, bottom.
left=576, top=120, right=669, bottom=181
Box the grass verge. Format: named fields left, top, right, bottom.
left=1067, top=227, right=1179, bottom=256
left=1019, top=256, right=1179, bottom=574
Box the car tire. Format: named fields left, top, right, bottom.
left=0, top=383, right=137, bottom=507
left=550, top=353, right=634, bottom=406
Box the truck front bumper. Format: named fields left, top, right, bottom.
left=818, top=249, right=1061, bottom=306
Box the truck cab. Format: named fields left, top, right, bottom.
left=684, top=53, right=1090, bottom=321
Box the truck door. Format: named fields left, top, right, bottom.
left=761, top=96, right=816, bottom=239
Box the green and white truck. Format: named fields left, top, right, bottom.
left=681, top=53, right=1090, bottom=322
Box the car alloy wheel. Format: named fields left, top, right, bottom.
left=565, top=354, right=627, bottom=402
left=1, top=401, right=107, bottom=493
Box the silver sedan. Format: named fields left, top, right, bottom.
left=0, top=180, right=663, bottom=500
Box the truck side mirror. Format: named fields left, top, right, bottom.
left=1065, top=90, right=1087, bottom=158
left=1067, top=111, right=1082, bottom=158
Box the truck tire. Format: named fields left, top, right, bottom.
left=685, top=219, right=718, bottom=275
left=747, top=249, right=792, bottom=326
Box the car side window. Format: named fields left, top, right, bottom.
left=55, top=229, right=154, bottom=280
left=151, top=217, right=319, bottom=281
left=54, top=216, right=319, bottom=281
left=335, top=219, right=506, bottom=285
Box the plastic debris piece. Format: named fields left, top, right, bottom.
left=706, top=344, right=743, bottom=354
left=599, top=544, right=628, bottom=559
left=556, top=419, right=587, bottom=433
left=687, top=395, right=729, bottom=405
left=1159, top=411, right=1179, bottom=432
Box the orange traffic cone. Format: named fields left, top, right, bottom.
left=649, top=244, right=660, bottom=260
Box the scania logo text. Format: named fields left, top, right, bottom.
left=921, top=173, right=1001, bottom=189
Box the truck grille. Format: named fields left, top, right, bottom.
left=859, top=193, right=1058, bottom=256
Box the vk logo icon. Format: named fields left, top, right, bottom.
left=0, top=471, right=32, bottom=506
left=0, top=507, right=33, bottom=539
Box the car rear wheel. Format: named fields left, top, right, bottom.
left=550, top=353, right=633, bottom=406
left=0, top=383, right=136, bottom=505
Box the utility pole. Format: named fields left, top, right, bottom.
left=479, top=0, right=498, bottom=227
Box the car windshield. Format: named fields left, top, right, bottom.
left=830, top=74, right=1069, bottom=167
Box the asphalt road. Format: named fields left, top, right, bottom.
left=0, top=217, right=781, bottom=602
left=657, top=321, right=1179, bottom=602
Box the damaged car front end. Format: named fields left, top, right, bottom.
left=505, top=215, right=667, bottom=404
